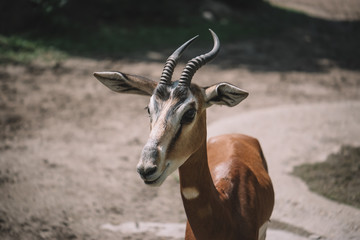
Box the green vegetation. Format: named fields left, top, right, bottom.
left=0, top=35, right=67, bottom=63
left=293, top=145, right=360, bottom=209
left=0, top=18, right=273, bottom=63
left=1, top=0, right=358, bottom=69
left=0, top=1, right=304, bottom=63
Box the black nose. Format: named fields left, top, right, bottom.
left=137, top=164, right=158, bottom=180
left=138, top=145, right=159, bottom=179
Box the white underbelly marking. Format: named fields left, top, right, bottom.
left=258, top=221, right=268, bottom=240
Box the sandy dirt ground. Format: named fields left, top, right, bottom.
left=209, top=101, right=360, bottom=240
left=1, top=1, right=360, bottom=240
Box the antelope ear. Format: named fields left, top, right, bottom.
left=204, top=82, right=249, bottom=107
left=94, top=71, right=157, bottom=96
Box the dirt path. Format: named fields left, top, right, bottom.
left=1, top=55, right=359, bottom=239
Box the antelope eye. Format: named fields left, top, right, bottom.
left=181, top=108, right=196, bottom=124
left=145, top=106, right=150, bottom=116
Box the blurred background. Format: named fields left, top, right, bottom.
left=1, top=0, right=360, bottom=240
left=1, top=0, right=359, bottom=67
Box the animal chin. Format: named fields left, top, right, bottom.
left=144, top=176, right=165, bottom=186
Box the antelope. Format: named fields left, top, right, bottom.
left=94, top=29, right=274, bottom=240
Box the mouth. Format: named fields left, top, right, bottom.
left=144, top=163, right=170, bottom=186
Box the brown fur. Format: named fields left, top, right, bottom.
left=180, top=134, right=274, bottom=240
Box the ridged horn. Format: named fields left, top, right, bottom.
left=159, top=35, right=199, bottom=85
left=178, top=29, right=220, bottom=87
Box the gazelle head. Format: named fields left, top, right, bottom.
left=94, top=29, right=248, bottom=186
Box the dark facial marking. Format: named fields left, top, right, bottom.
left=181, top=105, right=196, bottom=124
left=168, top=124, right=183, bottom=155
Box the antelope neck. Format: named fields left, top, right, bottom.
left=178, top=133, right=231, bottom=238
left=179, top=138, right=212, bottom=190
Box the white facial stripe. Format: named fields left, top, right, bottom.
left=141, top=88, right=199, bottom=185
left=148, top=92, right=197, bottom=140
left=177, top=99, right=197, bottom=116
left=182, top=187, right=200, bottom=200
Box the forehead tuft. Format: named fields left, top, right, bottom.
left=149, top=84, right=202, bottom=118
left=154, top=84, right=170, bottom=101
left=172, top=86, right=189, bottom=101
left=154, top=82, right=191, bottom=101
